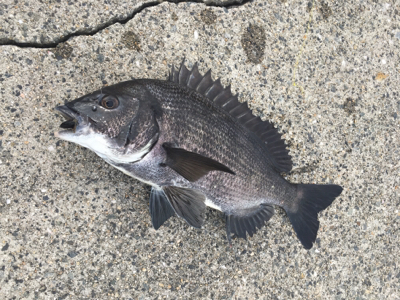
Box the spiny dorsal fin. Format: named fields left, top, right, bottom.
left=168, top=61, right=292, bottom=173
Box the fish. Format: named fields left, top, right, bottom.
left=54, top=61, right=343, bottom=249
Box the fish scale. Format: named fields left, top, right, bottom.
left=143, top=79, right=285, bottom=201
left=55, top=61, right=343, bottom=249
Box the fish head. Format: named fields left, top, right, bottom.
left=55, top=81, right=159, bottom=163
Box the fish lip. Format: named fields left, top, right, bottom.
left=55, top=105, right=90, bottom=135
left=55, top=104, right=80, bottom=120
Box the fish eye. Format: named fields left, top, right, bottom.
left=100, top=96, right=119, bottom=109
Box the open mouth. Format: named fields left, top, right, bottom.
left=55, top=105, right=80, bottom=133
left=60, top=118, right=78, bottom=131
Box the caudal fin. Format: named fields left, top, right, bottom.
left=286, top=184, right=343, bottom=249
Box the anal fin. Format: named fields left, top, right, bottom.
left=163, top=186, right=206, bottom=228
left=149, top=187, right=175, bottom=230
left=226, top=204, right=274, bottom=241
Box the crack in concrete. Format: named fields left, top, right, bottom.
left=0, top=0, right=251, bottom=49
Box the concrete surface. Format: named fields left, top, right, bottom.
left=0, top=0, right=399, bottom=299
left=0, top=0, right=243, bottom=45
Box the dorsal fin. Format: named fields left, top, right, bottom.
left=167, top=61, right=292, bottom=173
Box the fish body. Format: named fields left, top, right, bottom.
left=55, top=62, right=342, bottom=249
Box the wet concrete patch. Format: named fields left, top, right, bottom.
left=200, top=9, right=217, bottom=25
left=241, top=24, right=266, bottom=64
left=121, top=31, right=141, bottom=51
left=51, top=42, right=73, bottom=60
left=319, top=1, right=333, bottom=19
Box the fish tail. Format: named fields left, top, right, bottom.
left=285, top=184, right=343, bottom=249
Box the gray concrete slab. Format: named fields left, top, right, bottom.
left=0, top=0, right=146, bottom=45
left=0, top=0, right=242, bottom=45
left=1, top=0, right=399, bottom=299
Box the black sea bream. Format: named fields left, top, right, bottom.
left=55, top=61, right=343, bottom=249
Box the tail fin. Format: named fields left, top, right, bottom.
left=286, top=184, right=343, bottom=249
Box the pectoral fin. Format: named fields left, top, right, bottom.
left=149, top=187, right=175, bottom=230
left=162, top=186, right=206, bottom=228
left=163, top=143, right=235, bottom=182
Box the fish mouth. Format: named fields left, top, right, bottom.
left=55, top=105, right=98, bottom=139
left=55, top=105, right=81, bottom=134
